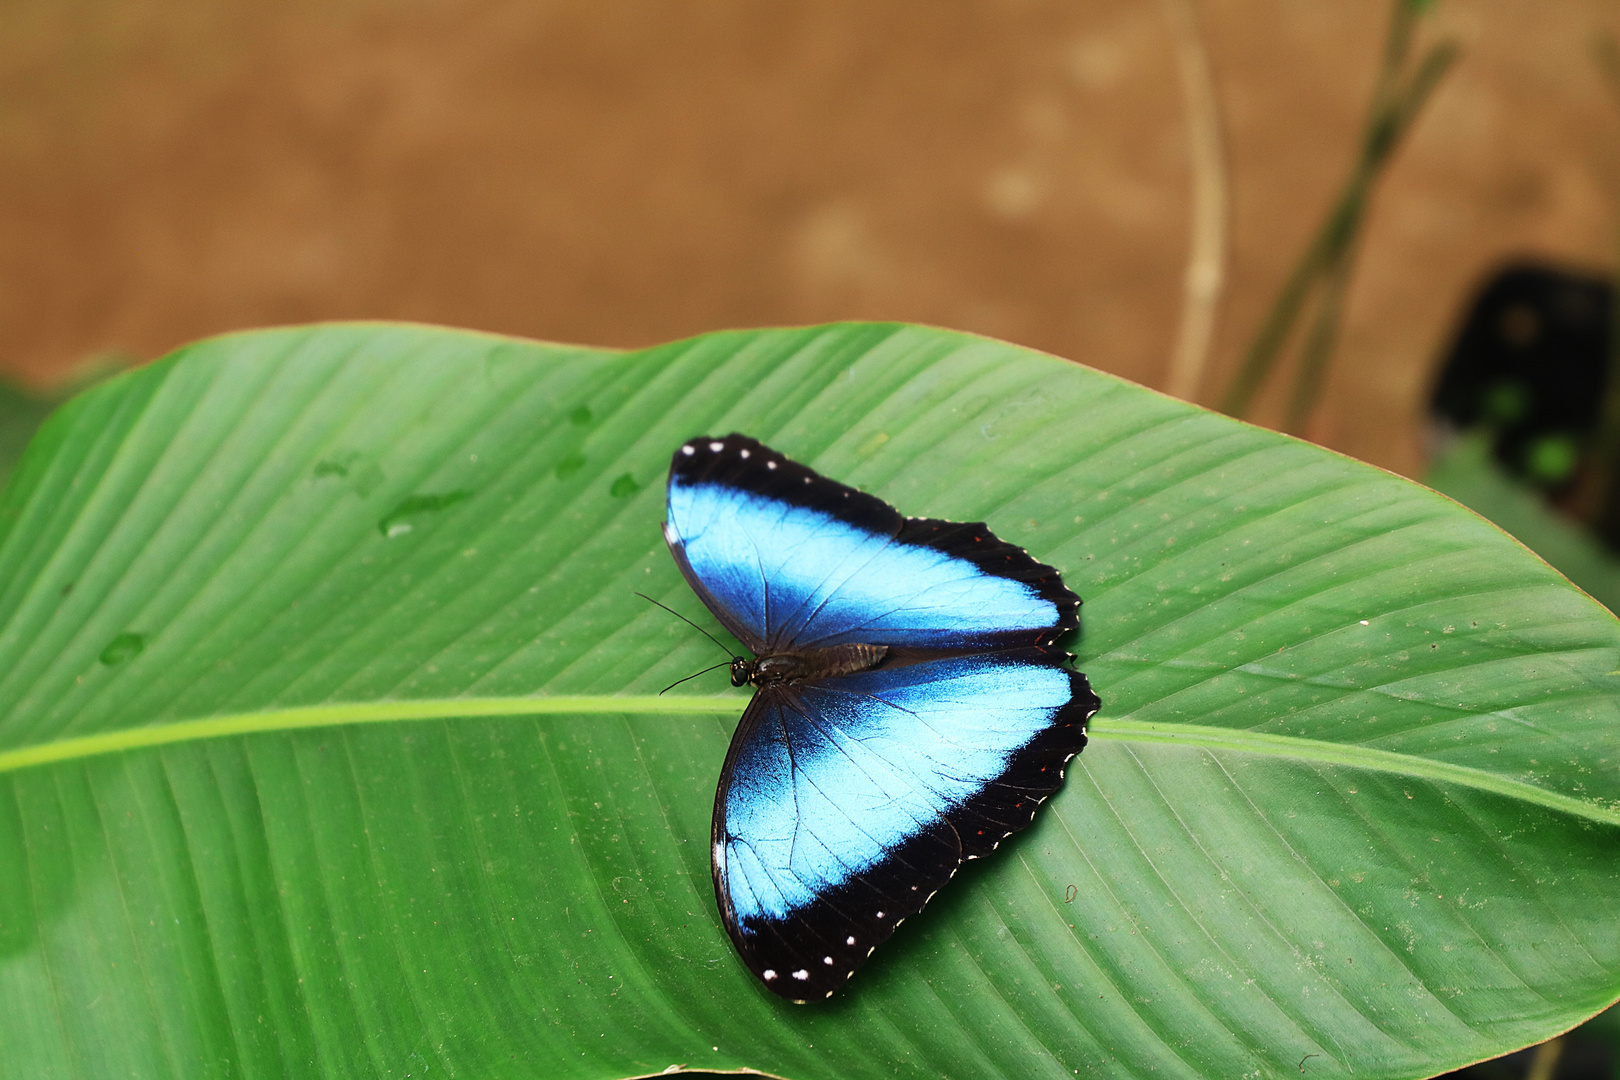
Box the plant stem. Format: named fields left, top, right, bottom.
left=1587, top=32, right=1620, bottom=546
left=1524, top=1038, right=1564, bottom=1080
left=1281, top=41, right=1457, bottom=433
left=1284, top=237, right=1356, bottom=433
left=1218, top=224, right=1330, bottom=417
left=1161, top=0, right=1229, bottom=404
left=1219, top=0, right=1453, bottom=422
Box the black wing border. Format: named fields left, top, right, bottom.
left=667, top=433, right=1080, bottom=650
left=712, top=654, right=1099, bottom=1003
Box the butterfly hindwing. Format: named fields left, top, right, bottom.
left=713, top=649, right=1095, bottom=1001
left=666, top=434, right=1100, bottom=1002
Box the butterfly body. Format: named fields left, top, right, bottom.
left=663, top=434, right=1099, bottom=1002
left=730, top=643, right=889, bottom=687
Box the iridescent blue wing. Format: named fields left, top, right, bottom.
left=663, top=433, right=1098, bottom=1001
left=714, top=651, right=1097, bottom=1001
left=664, top=434, right=1076, bottom=653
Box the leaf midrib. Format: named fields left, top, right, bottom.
left=1, top=699, right=1613, bottom=827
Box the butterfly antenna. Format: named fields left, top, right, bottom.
left=659, top=659, right=734, bottom=696
left=634, top=592, right=736, bottom=658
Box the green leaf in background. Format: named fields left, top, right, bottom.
left=1427, top=433, right=1620, bottom=616
left=0, top=323, right=1615, bottom=1080
left=0, top=354, right=123, bottom=492
left=0, top=378, right=69, bottom=494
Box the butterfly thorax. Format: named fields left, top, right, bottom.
left=730, top=643, right=890, bottom=687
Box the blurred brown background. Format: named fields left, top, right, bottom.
left=0, top=0, right=1614, bottom=477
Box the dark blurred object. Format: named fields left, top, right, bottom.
left=1435, top=1026, right=1615, bottom=1080
left=1430, top=261, right=1613, bottom=495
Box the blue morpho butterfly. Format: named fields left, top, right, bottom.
left=660, top=433, right=1100, bottom=1003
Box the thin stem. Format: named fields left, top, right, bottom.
left=1525, top=1038, right=1564, bottom=1080
left=1375, top=0, right=1421, bottom=107
left=1284, top=241, right=1356, bottom=433
left=1160, top=0, right=1229, bottom=403
left=1283, top=41, right=1456, bottom=431
left=1219, top=0, right=1453, bottom=421
left=1390, top=41, right=1460, bottom=149
left=1217, top=230, right=1331, bottom=417
left=1220, top=174, right=1372, bottom=418
left=1586, top=32, right=1620, bottom=544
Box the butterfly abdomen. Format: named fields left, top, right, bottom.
left=736, top=643, right=890, bottom=686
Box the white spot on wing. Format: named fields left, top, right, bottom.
left=791, top=969, right=809, bottom=981
left=681, top=444, right=695, bottom=456
left=846, top=935, right=856, bottom=945
left=708, top=440, right=724, bottom=452
left=823, top=956, right=834, bottom=965
left=766, top=460, right=777, bottom=470
left=762, top=969, right=778, bottom=980
left=740, top=449, right=750, bottom=458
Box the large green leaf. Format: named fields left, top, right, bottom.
left=0, top=322, right=1615, bottom=1080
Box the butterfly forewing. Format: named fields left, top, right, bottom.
left=665, top=434, right=1099, bottom=1002
left=666, top=436, right=1076, bottom=652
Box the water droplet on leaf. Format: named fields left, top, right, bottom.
left=100, top=632, right=145, bottom=665
left=378, top=491, right=472, bottom=537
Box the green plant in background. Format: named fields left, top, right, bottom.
left=1219, top=0, right=1456, bottom=431
left=0, top=354, right=124, bottom=491
left=0, top=379, right=57, bottom=492
left=1427, top=435, right=1620, bottom=618
left=0, top=380, right=79, bottom=493
left=0, top=321, right=1614, bottom=1079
